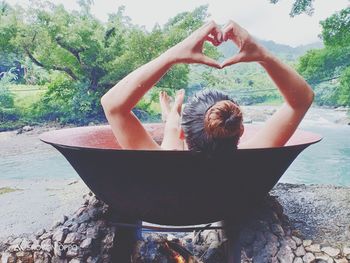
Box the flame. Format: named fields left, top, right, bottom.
left=164, top=242, right=187, bottom=263
left=174, top=254, right=186, bottom=263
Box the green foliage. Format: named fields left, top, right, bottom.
left=321, top=8, right=350, bottom=48
left=0, top=1, right=215, bottom=126
left=297, top=7, right=350, bottom=106
left=338, top=67, right=350, bottom=106
left=188, top=61, right=281, bottom=105
left=270, top=0, right=315, bottom=17
left=30, top=74, right=103, bottom=124
left=0, top=70, right=15, bottom=108
left=0, top=69, right=19, bottom=122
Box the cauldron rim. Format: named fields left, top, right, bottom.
left=39, top=123, right=322, bottom=153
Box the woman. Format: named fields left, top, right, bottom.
left=101, top=20, right=314, bottom=152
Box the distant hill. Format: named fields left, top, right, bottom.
left=218, top=38, right=324, bottom=61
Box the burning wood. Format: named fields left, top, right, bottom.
left=164, top=240, right=201, bottom=263
left=132, top=234, right=203, bottom=263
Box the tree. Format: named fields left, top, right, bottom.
left=0, top=1, right=218, bottom=123
left=297, top=7, right=350, bottom=106
left=269, top=0, right=315, bottom=17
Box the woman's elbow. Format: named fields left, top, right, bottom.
left=101, top=95, right=119, bottom=115
left=305, top=87, right=315, bottom=108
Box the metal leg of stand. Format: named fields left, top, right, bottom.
left=108, top=212, right=142, bottom=263
left=224, top=220, right=241, bottom=263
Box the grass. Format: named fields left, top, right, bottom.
left=9, top=84, right=47, bottom=111
left=0, top=187, right=22, bottom=195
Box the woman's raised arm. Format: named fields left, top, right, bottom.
left=220, top=20, right=314, bottom=148
left=101, top=21, right=222, bottom=150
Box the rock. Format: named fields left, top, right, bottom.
left=239, top=228, right=255, bottom=245
left=69, top=259, right=83, bottom=263
left=11, top=238, right=22, bottom=246
left=1, top=252, right=16, bottom=263
left=252, top=235, right=266, bottom=254
left=16, top=251, right=33, bottom=262
left=321, top=247, right=341, bottom=257
left=77, top=223, right=88, bottom=234
left=7, top=244, right=21, bottom=253
left=69, top=223, right=79, bottom=233
left=303, top=240, right=312, bottom=247
left=334, top=258, right=348, bottom=263
left=66, top=244, right=79, bottom=257
left=30, top=240, right=41, bottom=251
left=101, top=232, right=115, bottom=253
left=76, top=212, right=90, bottom=224
left=271, top=224, right=285, bottom=237
left=74, top=207, right=87, bottom=217
left=64, top=233, right=81, bottom=244
left=292, top=236, right=303, bottom=246
left=53, top=227, right=69, bottom=243
left=52, top=215, right=68, bottom=229
left=19, top=238, right=32, bottom=251
left=80, top=238, right=92, bottom=249
left=283, top=237, right=297, bottom=250
left=294, top=245, right=306, bottom=257
left=305, top=244, right=321, bottom=253
left=35, top=229, right=46, bottom=238
left=39, top=233, right=52, bottom=241
left=41, top=239, right=53, bottom=253
left=89, top=197, right=100, bottom=207
left=22, top=126, right=33, bottom=132
left=86, top=226, right=99, bottom=239
left=315, top=253, right=334, bottom=263
left=342, top=247, right=350, bottom=255
left=33, top=251, right=50, bottom=263
left=87, top=207, right=100, bottom=220
left=302, top=252, right=316, bottom=263
left=86, top=256, right=101, bottom=263
left=293, top=257, right=303, bottom=263
left=277, top=245, right=294, bottom=263
left=202, top=241, right=222, bottom=262
left=53, top=241, right=65, bottom=257
left=51, top=257, right=68, bottom=263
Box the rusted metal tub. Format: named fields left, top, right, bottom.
left=39, top=123, right=322, bottom=226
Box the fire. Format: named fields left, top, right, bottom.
left=174, top=254, right=186, bottom=263
left=164, top=241, right=187, bottom=263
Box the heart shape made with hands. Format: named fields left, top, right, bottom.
left=195, top=21, right=260, bottom=69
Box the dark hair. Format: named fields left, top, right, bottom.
left=181, top=89, right=243, bottom=153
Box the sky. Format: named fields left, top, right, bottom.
left=11, top=0, right=350, bottom=47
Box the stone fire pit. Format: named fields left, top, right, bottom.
left=1, top=183, right=350, bottom=263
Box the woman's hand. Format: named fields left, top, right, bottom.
left=221, top=20, right=268, bottom=68
left=167, top=21, right=223, bottom=69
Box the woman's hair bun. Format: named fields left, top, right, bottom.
left=181, top=89, right=243, bottom=152
left=224, top=115, right=240, bottom=129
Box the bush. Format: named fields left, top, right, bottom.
left=30, top=74, right=106, bottom=124
left=0, top=69, right=16, bottom=108
left=0, top=107, right=19, bottom=122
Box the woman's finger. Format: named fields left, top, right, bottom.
left=221, top=53, right=245, bottom=68
left=195, top=54, right=222, bottom=69
left=205, top=35, right=220, bottom=46
left=199, top=21, right=222, bottom=43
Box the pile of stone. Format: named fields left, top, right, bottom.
left=0, top=193, right=116, bottom=263
left=1, top=193, right=350, bottom=263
